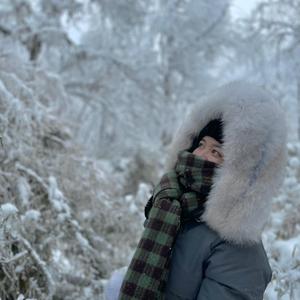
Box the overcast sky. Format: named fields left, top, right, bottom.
left=231, top=0, right=261, bottom=19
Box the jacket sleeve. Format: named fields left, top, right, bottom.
left=196, top=239, right=273, bottom=300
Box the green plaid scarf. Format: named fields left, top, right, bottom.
left=118, top=150, right=216, bottom=300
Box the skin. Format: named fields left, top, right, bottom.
left=192, top=136, right=224, bottom=165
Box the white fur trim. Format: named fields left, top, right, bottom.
left=165, top=81, right=287, bottom=245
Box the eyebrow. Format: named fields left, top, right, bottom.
left=213, top=144, right=222, bottom=149
left=202, top=137, right=222, bottom=149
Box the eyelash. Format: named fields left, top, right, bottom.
left=198, top=141, right=223, bottom=158
left=212, top=149, right=222, bottom=157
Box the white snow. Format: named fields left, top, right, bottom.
left=48, top=176, right=70, bottom=215
left=0, top=203, right=18, bottom=217
left=23, top=210, right=41, bottom=222
left=52, top=249, right=72, bottom=272
left=17, top=176, right=31, bottom=207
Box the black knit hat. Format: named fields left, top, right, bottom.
left=188, top=118, right=223, bottom=152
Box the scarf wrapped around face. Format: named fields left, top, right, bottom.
left=118, top=150, right=217, bottom=300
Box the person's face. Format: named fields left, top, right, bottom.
left=192, top=136, right=224, bottom=165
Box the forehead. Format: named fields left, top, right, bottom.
left=202, top=136, right=222, bottom=147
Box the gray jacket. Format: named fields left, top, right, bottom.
left=165, top=220, right=272, bottom=300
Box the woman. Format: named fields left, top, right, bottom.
left=109, top=81, right=287, bottom=300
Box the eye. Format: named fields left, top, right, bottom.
left=198, top=141, right=204, bottom=147
left=212, top=149, right=223, bottom=158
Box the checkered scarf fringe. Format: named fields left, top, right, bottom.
left=118, top=150, right=216, bottom=300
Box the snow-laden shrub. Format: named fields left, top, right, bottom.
left=0, top=48, right=158, bottom=299
left=0, top=55, right=98, bottom=298
left=263, top=142, right=300, bottom=299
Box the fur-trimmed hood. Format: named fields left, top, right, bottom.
left=165, top=81, right=287, bottom=245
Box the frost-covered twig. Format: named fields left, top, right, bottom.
left=12, top=234, right=55, bottom=300
left=15, top=163, right=48, bottom=192
left=0, top=250, right=28, bottom=264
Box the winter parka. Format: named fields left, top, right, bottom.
left=163, top=81, right=287, bottom=300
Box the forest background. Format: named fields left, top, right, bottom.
left=0, top=0, right=299, bottom=299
